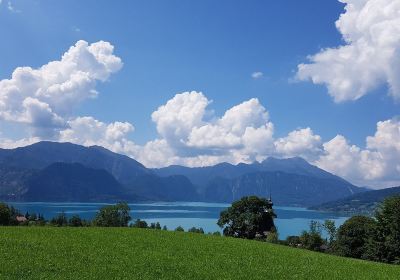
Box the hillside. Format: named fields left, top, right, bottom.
left=0, top=165, right=35, bottom=200
left=23, top=163, right=129, bottom=202
left=0, top=227, right=398, bottom=279
left=310, top=186, right=400, bottom=214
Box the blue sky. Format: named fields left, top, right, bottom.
left=0, top=0, right=399, bottom=187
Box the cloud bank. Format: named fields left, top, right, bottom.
left=297, top=0, right=400, bottom=102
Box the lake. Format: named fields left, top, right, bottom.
left=8, top=202, right=350, bottom=239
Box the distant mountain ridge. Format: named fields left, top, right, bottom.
left=0, top=141, right=365, bottom=205
left=310, top=186, right=400, bottom=214
left=0, top=142, right=197, bottom=202
left=154, top=157, right=352, bottom=187
left=0, top=141, right=150, bottom=184
left=154, top=157, right=365, bottom=205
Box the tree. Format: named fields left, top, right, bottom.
left=188, top=227, right=204, bottom=234
left=93, top=202, right=131, bottom=227
left=364, top=196, right=400, bottom=263
left=69, top=215, right=83, bottom=227
left=162, top=225, right=168, bottom=231
left=299, top=220, right=325, bottom=251
left=0, top=203, right=11, bottom=226
left=335, top=215, right=375, bottom=259
left=50, top=212, right=68, bottom=227
left=29, top=213, right=38, bottom=222
left=323, top=220, right=337, bottom=245
left=175, top=226, right=184, bottom=232
left=131, top=219, right=148, bottom=228
left=217, top=196, right=276, bottom=240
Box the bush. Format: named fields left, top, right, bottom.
left=299, top=221, right=326, bottom=251
left=131, top=219, right=148, bottom=228
left=149, top=222, right=162, bottom=230
left=50, top=212, right=68, bottom=227
left=69, top=215, right=84, bottom=227
left=286, top=236, right=301, bottom=247
left=175, top=226, right=184, bottom=232
left=188, top=227, right=204, bottom=234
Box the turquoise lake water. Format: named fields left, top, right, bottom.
left=8, top=202, right=350, bottom=239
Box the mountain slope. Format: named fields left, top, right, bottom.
left=310, top=186, right=400, bottom=214
left=126, top=174, right=198, bottom=201
left=0, top=165, right=35, bottom=200
left=203, top=171, right=361, bottom=206
left=0, top=141, right=150, bottom=185
left=24, top=162, right=129, bottom=202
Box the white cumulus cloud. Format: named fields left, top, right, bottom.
left=0, top=40, right=122, bottom=137
left=59, top=116, right=134, bottom=153
left=297, top=0, right=400, bottom=102
left=316, top=118, right=400, bottom=187
left=251, top=72, right=263, bottom=79
left=275, top=128, right=323, bottom=161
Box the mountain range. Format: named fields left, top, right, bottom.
left=0, top=141, right=366, bottom=206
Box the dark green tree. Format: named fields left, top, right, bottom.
left=323, top=220, right=337, bottom=245
left=93, top=202, right=131, bottom=227
left=217, top=196, right=276, bottom=239
left=50, top=211, right=68, bottom=227
left=335, top=215, right=376, bottom=258
left=29, top=213, right=38, bottom=222
left=188, top=227, right=205, bottom=234
left=69, top=215, right=83, bottom=227
left=175, top=226, right=184, bottom=232
left=131, top=219, right=148, bottom=228
left=0, top=203, right=11, bottom=225
left=364, top=196, right=400, bottom=263
left=299, top=221, right=325, bottom=251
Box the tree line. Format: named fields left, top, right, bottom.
left=0, top=202, right=220, bottom=235
left=216, top=195, right=400, bottom=265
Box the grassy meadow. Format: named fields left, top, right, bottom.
left=0, top=227, right=399, bottom=279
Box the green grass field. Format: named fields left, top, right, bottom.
left=0, top=227, right=399, bottom=279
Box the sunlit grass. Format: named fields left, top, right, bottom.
left=0, top=227, right=399, bottom=279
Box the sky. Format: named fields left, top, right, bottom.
left=0, top=0, right=399, bottom=188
